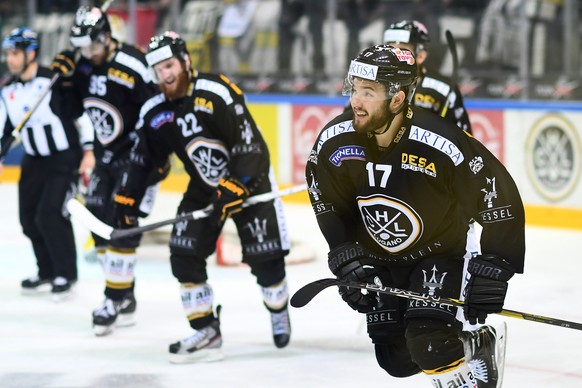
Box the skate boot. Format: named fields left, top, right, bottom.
left=21, top=275, right=52, bottom=295
left=92, top=294, right=137, bottom=336
left=51, top=277, right=76, bottom=302
left=169, top=306, right=223, bottom=364
left=270, top=307, right=291, bottom=348
left=462, top=322, right=508, bottom=388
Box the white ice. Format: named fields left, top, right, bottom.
left=1, top=182, right=581, bottom=388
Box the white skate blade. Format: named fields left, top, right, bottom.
left=21, top=284, right=52, bottom=295
left=115, top=313, right=136, bottom=328
left=93, top=324, right=114, bottom=337
left=52, top=290, right=74, bottom=303
left=169, top=348, right=224, bottom=364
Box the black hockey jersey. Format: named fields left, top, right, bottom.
left=306, top=107, right=525, bottom=273
left=126, top=71, right=271, bottom=205
left=415, top=67, right=472, bottom=133
left=68, top=41, right=157, bottom=165
left=0, top=67, right=91, bottom=158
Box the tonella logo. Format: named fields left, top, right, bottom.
left=526, top=114, right=581, bottom=201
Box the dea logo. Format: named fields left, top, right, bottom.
left=357, top=194, right=422, bottom=253
left=526, top=114, right=581, bottom=201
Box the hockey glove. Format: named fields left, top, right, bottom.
left=113, top=192, right=139, bottom=229
left=328, top=243, right=379, bottom=313
left=464, top=254, right=515, bottom=324
left=209, top=176, right=250, bottom=225
left=50, top=50, right=76, bottom=77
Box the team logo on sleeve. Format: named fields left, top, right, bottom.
left=84, top=98, right=122, bottom=145
left=329, top=145, right=365, bottom=166
left=357, top=194, right=422, bottom=253
left=186, top=138, right=229, bottom=186
left=150, top=111, right=174, bottom=129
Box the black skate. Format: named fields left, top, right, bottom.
left=92, top=294, right=137, bottom=336
left=51, top=277, right=76, bottom=302
left=21, top=275, right=52, bottom=295
left=462, top=322, right=507, bottom=388
left=169, top=306, right=223, bottom=364
left=270, top=307, right=291, bottom=348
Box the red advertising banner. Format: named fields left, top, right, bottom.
left=291, top=105, right=344, bottom=184
left=468, top=110, right=505, bottom=163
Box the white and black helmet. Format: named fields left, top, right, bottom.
left=70, top=6, right=111, bottom=48
left=343, top=44, right=418, bottom=102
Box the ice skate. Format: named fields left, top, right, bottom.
left=21, top=275, right=52, bottom=295
left=51, top=277, right=76, bottom=302
left=169, top=306, right=223, bottom=364
left=462, top=322, right=507, bottom=388
left=270, top=307, right=291, bottom=348
left=92, top=294, right=137, bottom=336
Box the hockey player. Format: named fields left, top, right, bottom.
left=114, top=31, right=292, bottom=363
left=0, top=27, right=95, bottom=301
left=50, top=6, right=163, bottom=334
left=306, top=45, right=525, bottom=387
left=385, top=20, right=509, bottom=388
left=383, top=20, right=472, bottom=133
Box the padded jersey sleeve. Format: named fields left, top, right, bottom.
left=201, top=76, right=270, bottom=194
left=453, top=132, right=526, bottom=272
left=306, top=124, right=359, bottom=250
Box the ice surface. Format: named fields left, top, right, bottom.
left=1, top=183, right=581, bottom=387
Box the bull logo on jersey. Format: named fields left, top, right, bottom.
left=481, top=177, right=497, bottom=208
left=186, top=138, right=229, bottom=187
left=358, top=194, right=422, bottom=253
left=422, top=265, right=447, bottom=296
left=247, top=217, right=268, bottom=243
left=84, top=98, right=123, bottom=145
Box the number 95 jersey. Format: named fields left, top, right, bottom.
left=306, top=106, right=525, bottom=273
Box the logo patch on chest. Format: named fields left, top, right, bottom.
left=357, top=194, right=422, bottom=253
left=186, top=137, right=229, bottom=186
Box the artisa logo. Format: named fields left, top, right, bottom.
left=526, top=114, right=581, bottom=201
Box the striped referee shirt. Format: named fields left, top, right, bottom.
left=0, top=67, right=93, bottom=157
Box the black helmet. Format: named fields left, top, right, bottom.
left=70, top=6, right=111, bottom=47
left=2, top=27, right=39, bottom=53
left=343, top=44, right=418, bottom=101
left=145, top=31, right=189, bottom=67
left=383, top=20, right=430, bottom=53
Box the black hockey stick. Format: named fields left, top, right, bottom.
left=440, top=30, right=458, bottom=118
left=290, top=278, right=582, bottom=331
left=67, top=184, right=307, bottom=240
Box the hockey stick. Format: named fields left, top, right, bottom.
left=0, top=1, right=116, bottom=161
left=67, top=183, right=308, bottom=240
left=0, top=73, right=60, bottom=161
left=440, top=30, right=458, bottom=119
left=290, top=278, right=582, bottom=331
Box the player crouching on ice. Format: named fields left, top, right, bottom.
left=114, top=31, right=292, bottom=363
left=305, top=44, right=525, bottom=387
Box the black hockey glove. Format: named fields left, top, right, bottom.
left=209, top=176, right=250, bottom=225
left=113, top=192, right=139, bottom=229
left=328, top=243, right=379, bottom=313
left=464, top=254, right=515, bottom=324
left=50, top=50, right=76, bottom=77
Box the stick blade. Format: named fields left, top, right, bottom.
left=66, top=198, right=113, bottom=240
left=290, top=278, right=339, bottom=308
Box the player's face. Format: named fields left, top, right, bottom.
left=79, top=41, right=107, bottom=66
left=153, top=57, right=189, bottom=101
left=350, top=78, right=392, bottom=134
left=3, top=48, right=27, bottom=76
